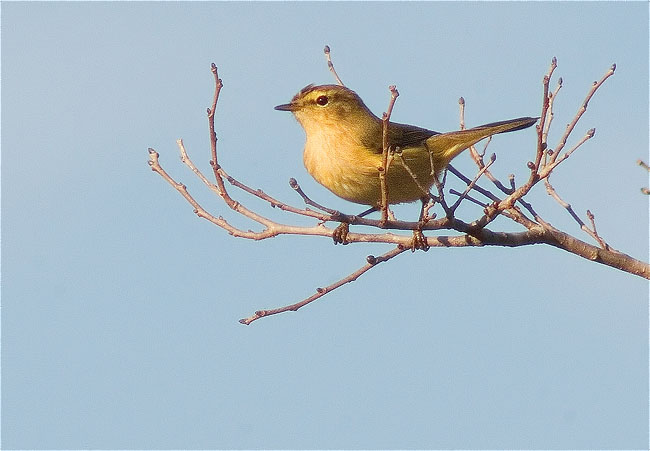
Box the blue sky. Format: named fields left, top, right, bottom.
left=2, top=2, right=648, bottom=449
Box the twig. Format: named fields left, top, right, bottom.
left=498, top=62, right=614, bottom=224
left=178, top=140, right=285, bottom=231
left=208, top=63, right=223, bottom=180
left=458, top=96, right=466, bottom=130
left=586, top=210, right=610, bottom=250
left=380, top=85, right=399, bottom=223
left=529, top=57, right=557, bottom=184
left=447, top=165, right=501, bottom=203
left=239, top=246, right=408, bottom=324
left=544, top=178, right=611, bottom=249
left=459, top=98, right=512, bottom=195
left=542, top=76, right=563, bottom=167
left=450, top=153, right=496, bottom=212
left=448, top=189, right=487, bottom=208
left=541, top=128, right=595, bottom=176
left=550, top=63, right=616, bottom=165
left=288, top=177, right=340, bottom=216
left=323, top=45, right=344, bottom=86
left=149, top=148, right=274, bottom=240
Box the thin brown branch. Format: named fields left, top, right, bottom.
left=323, top=45, right=344, bottom=86
left=531, top=57, right=557, bottom=182
left=459, top=97, right=516, bottom=196
left=542, top=76, right=563, bottom=168
left=448, top=189, right=487, bottom=208
left=541, top=128, right=595, bottom=176
left=500, top=64, right=613, bottom=221
left=447, top=165, right=501, bottom=203
left=208, top=63, right=223, bottom=179
left=550, top=63, right=616, bottom=165
left=586, top=210, right=608, bottom=248
left=544, top=179, right=611, bottom=249
left=149, top=148, right=272, bottom=239
left=220, top=170, right=332, bottom=222
left=458, top=96, right=466, bottom=130
left=380, top=85, right=399, bottom=223
left=287, top=177, right=339, bottom=216
left=239, top=245, right=408, bottom=325
left=450, top=153, right=496, bottom=212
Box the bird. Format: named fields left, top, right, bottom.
left=275, top=83, right=537, bottom=248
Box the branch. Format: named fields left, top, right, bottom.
left=550, top=63, right=616, bottom=165
left=239, top=246, right=408, bottom=325
left=380, top=85, right=399, bottom=223
left=323, top=45, right=344, bottom=86
left=149, top=58, right=649, bottom=324
left=544, top=178, right=612, bottom=249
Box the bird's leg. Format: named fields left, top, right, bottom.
left=332, top=222, right=349, bottom=245
left=332, top=206, right=377, bottom=245
left=410, top=197, right=430, bottom=252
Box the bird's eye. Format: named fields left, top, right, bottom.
left=316, top=95, right=329, bottom=106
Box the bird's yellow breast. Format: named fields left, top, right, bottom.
left=301, top=121, right=436, bottom=206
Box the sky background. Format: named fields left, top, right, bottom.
left=2, top=2, right=648, bottom=449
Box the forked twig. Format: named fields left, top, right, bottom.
left=550, top=64, right=616, bottom=165
left=239, top=245, right=408, bottom=325
left=450, top=153, right=496, bottom=212
left=544, top=179, right=612, bottom=250
left=542, top=76, right=563, bottom=165
left=531, top=57, right=558, bottom=181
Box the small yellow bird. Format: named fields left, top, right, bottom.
left=276, top=84, right=537, bottom=207
left=275, top=84, right=537, bottom=248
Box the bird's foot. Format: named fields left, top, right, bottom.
left=333, top=222, right=350, bottom=245
left=410, top=229, right=429, bottom=252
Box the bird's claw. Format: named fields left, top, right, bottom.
left=411, top=229, right=429, bottom=252
left=333, top=222, right=350, bottom=245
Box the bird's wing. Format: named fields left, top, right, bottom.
left=364, top=122, right=439, bottom=153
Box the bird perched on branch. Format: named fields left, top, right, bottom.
left=275, top=84, right=537, bottom=248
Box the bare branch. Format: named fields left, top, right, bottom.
left=450, top=153, right=496, bottom=212
left=531, top=56, right=558, bottom=181
left=550, top=63, right=616, bottom=165
left=544, top=178, right=612, bottom=249
left=458, top=96, right=466, bottom=130
left=380, top=85, right=399, bottom=223
left=287, top=177, right=339, bottom=216
left=208, top=63, right=223, bottom=179
left=149, top=58, right=649, bottom=324
left=542, top=76, right=563, bottom=166
left=541, top=129, right=595, bottom=176
left=239, top=246, right=408, bottom=325
left=323, top=45, right=344, bottom=86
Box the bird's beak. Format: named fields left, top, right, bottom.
left=274, top=103, right=295, bottom=112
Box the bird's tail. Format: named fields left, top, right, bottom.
left=426, top=116, right=538, bottom=168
